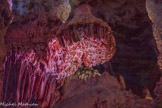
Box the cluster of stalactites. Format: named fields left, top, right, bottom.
left=3, top=4, right=116, bottom=108
left=16, top=29, right=115, bottom=79
left=57, top=23, right=114, bottom=47
left=14, top=4, right=116, bottom=79
left=57, top=4, right=114, bottom=47
left=3, top=52, right=63, bottom=107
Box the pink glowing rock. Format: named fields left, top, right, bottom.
left=57, top=4, right=116, bottom=67
left=7, top=0, right=13, bottom=23
left=3, top=4, right=116, bottom=107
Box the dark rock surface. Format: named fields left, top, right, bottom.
left=146, top=0, right=162, bottom=71
left=0, top=0, right=12, bottom=102
left=54, top=72, right=157, bottom=108
left=90, top=0, right=160, bottom=95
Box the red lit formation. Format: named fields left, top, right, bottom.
left=3, top=4, right=115, bottom=107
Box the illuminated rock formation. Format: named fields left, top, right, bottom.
left=68, top=65, right=101, bottom=81
left=57, top=4, right=115, bottom=67
left=49, top=0, right=71, bottom=23
left=3, top=4, right=115, bottom=107
left=146, top=0, right=162, bottom=70
left=11, top=0, right=71, bottom=23
left=7, top=0, right=12, bottom=12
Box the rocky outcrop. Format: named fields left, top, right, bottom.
left=54, top=72, right=157, bottom=108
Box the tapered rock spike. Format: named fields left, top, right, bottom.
left=119, top=75, right=126, bottom=90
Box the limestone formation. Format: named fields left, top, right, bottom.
left=3, top=4, right=115, bottom=107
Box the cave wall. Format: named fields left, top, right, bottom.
left=146, top=0, right=162, bottom=104
left=107, top=0, right=159, bottom=93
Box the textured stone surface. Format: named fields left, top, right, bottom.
left=154, top=77, right=162, bottom=104
left=12, top=0, right=71, bottom=23
left=0, top=0, right=12, bottom=70
left=67, top=0, right=162, bottom=98
left=88, top=0, right=160, bottom=95
left=50, top=0, right=71, bottom=23
left=3, top=4, right=115, bottom=107
left=67, top=65, right=101, bottom=81
left=55, top=72, right=157, bottom=108
left=146, top=0, right=162, bottom=70
left=0, top=0, right=12, bottom=102
left=1, top=0, right=162, bottom=107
